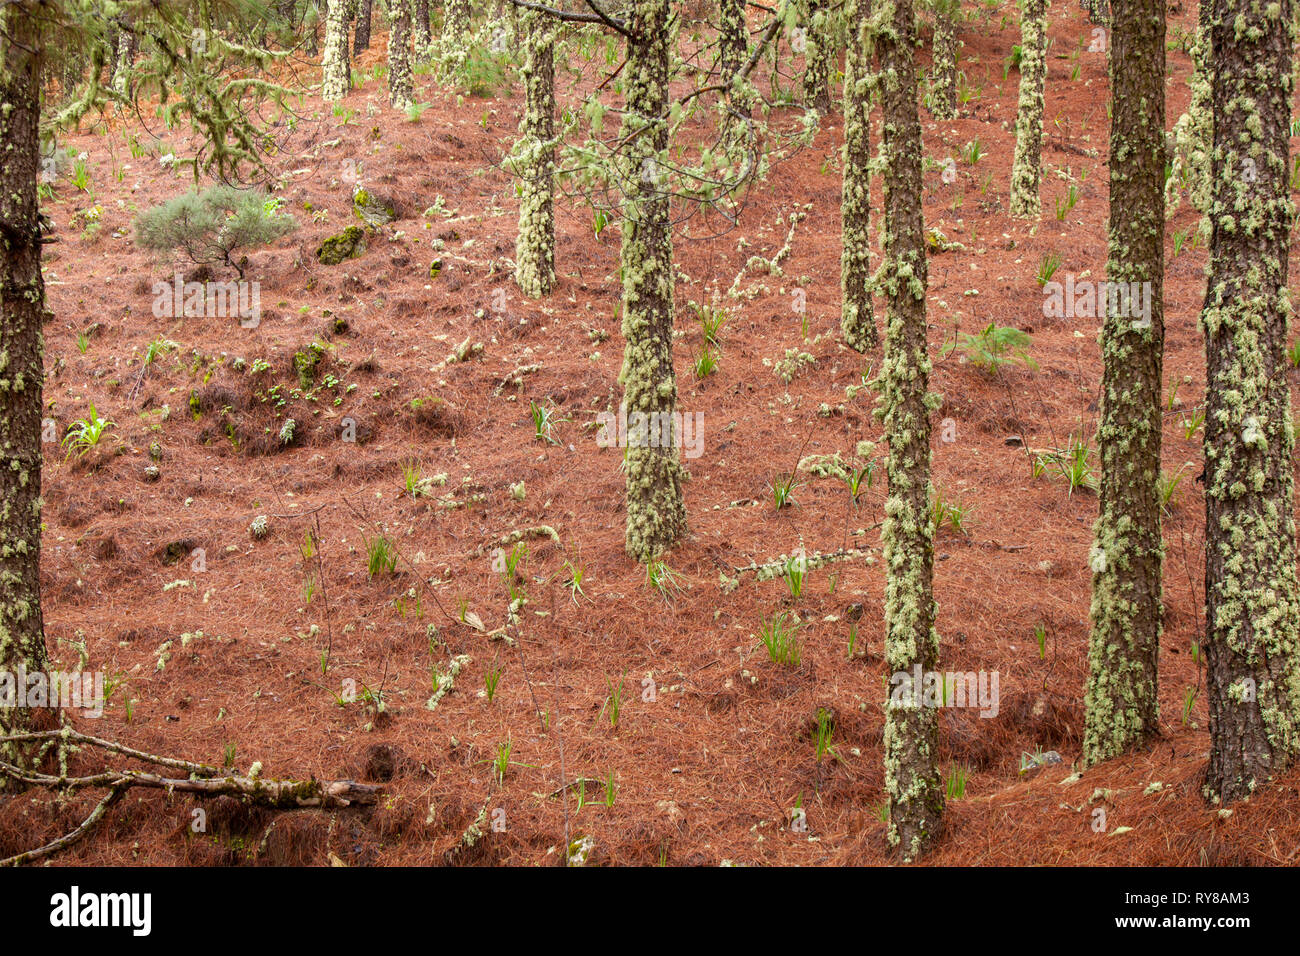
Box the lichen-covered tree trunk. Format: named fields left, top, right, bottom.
left=443, top=0, right=471, bottom=72
left=619, top=0, right=686, bottom=563
left=1166, top=0, right=1212, bottom=221
left=414, top=0, right=432, bottom=50
left=514, top=9, right=556, bottom=298
left=1200, top=0, right=1300, bottom=805
left=321, top=0, right=352, bottom=99
left=718, top=0, right=754, bottom=163
left=1008, top=0, right=1047, bottom=218
left=1082, top=0, right=1164, bottom=767
left=110, top=13, right=132, bottom=96
left=801, top=0, right=833, bottom=112
left=305, top=0, right=321, bottom=56
left=388, top=0, right=414, bottom=108
left=874, top=0, right=943, bottom=861
left=841, top=0, right=876, bottom=350
left=0, top=0, right=54, bottom=776
left=929, top=0, right=957, bottom=119
left=355, top=0, right=374, bottom=50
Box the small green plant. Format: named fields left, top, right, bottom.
left=604, top=771, right=617, bottom=808
left=1181, top=408, right=1205, bottom=439
left=364, top=533, right=398, bottom=578
left=561, top=559, right=588, bottom=603
left=694, top=302, right=728, bottom=346
left=813, top=707, right=838, bottom=763
left=944, top=323, right=1036, bottom=374
left=645, top=558, right=682, bottom=599
left=782, top=551, right=807, bottom=599
left=1054, top=184, right=1079, bottom=220
left=1288, top=338, right=1300, bottom=368
left=771, top=471, right=801, bottom=509
left=134, top=184, right=298, bottom=278
left=76, top=330, right=91, bottom=354
left=959, top=137, right=984, bottom=164
left=484, top=660, right=503, bottom=702
left=70, top=157, right=92, bottom=193
left=1158, top=465, right=1189, bottom=514
left=529, top=399, right=567, bottom=444
left=757, top=612, right=803, bottom=667
left=694, top=345, right=718, bottom=379
left=845, top=460, right=878, bottom=506
left=223, top=742, right=237, bottom=767
left=846, top=623, right=860, bottom=660
left=401, top=459, right=429, bottom=498
left=1182, top=686, right=1198, bottom=726
left=1036, top=251, right=1063, bottom=288
left=1033, top=433, right=1097, bottom=496
left=62, top=402, right=115, bottom=457
left=602, top=672, right=627, bottom=730
left=405, top=100, right=432, bottom=122
left=946, top=765, right=970, bottom=799
left=1034, top=623, right=1047, bottom=660
left=930, top=487, right=973, bottom=535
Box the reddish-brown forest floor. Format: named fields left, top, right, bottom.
left=5, top=3, right=1300, bottom=866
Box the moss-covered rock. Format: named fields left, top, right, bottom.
left=352, top=187, right=398, bottom=227
left=316, top=225, right=367, bottom=265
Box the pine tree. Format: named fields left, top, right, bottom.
left=929, top=0, right=958, bottom=120
left=801, top=0, right=833, bottom=112
left=513, top=8, right=556, bottom=298
left=840, top=0, right=876, bottom=351
left=1008, top=0, right=1047, bottom=218
left=322, top=0, right=352, bottom=100
left=1200, top=0, right=1300, bottom=804
left=1166, top=0, right=1212, bottom=223
left=0, top=0, right=55, bottom=777
left=444, top=0, right=472, bottom=73
left=388, top=0, right=414, bottom=109
left=874, top=0, right=943, bottom=861
left=414, top=0, right=432, bottom=50
left=1082, top=0, right=1164, bottom=767
left=619, top=0, right=686, bottom=563
left=355, top=0, right=374, bottom=50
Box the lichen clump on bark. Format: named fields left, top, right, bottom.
left=1008, top=0, right=1048, bottom=219
left=929, top=0, right=958, bottom=120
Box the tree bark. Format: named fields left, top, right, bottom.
left=841, top=0, right=875, bottom=350
left=1200, top=0, right=1300, bottom=804
left=388, top=0, right=414, bottom=108
left=514, top=9, right=556, bottom=298
left=355, top=0, right=374, bottom=50
left=0, top=0, right=54, bottom=779
left=1082, top=0, right=1165, bottom=766
left=929, top=0, right=957, bottom=120
left=1008, top=0, right=1047, bottom=218
left=619, top=0, right=686, bottom=563
left=875, top=0, right=943, bottom=861
left=801, top=0, right=833, bottom=112
left=322, top=0, right=352, bottom=99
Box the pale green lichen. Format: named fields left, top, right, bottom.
left=928, top=0, right=959, bottom=121
left=387, top=0, right=414, bottom=111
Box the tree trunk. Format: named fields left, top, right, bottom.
left=321, top=0, right=352, bottom=99
left=929, top=0, right=957, bottom=120
left=1200, top=0, right=1300, bottom=805
left=1082, top=0, right=1165, bottom=766
left=876, top=0, right=943, bottom=861
left=1166, top=0, right=1212, bottom=222
left=801, top=0, right=833, bottom=112
left=514, top=9, right=556, bottom=298
left=414, top=0, right=432, bottom=50
left=840, top=0, right=875, bottom=350
left=111, top=14, right=132, bottom=96
left=443, top=0, right=471, bottom=73
left=305, top=0, right=320, bottom=56
left=718, top=0, right=753, bottom=163
left=0, top=0, right=54, bottom=779
left=388, top=0, right=414, bottom=108
left=619, top=0, right=686, bottom=564
left=1008, top=0, right=1047, bottom=218
left=355, top=0, right=373, bottom=50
